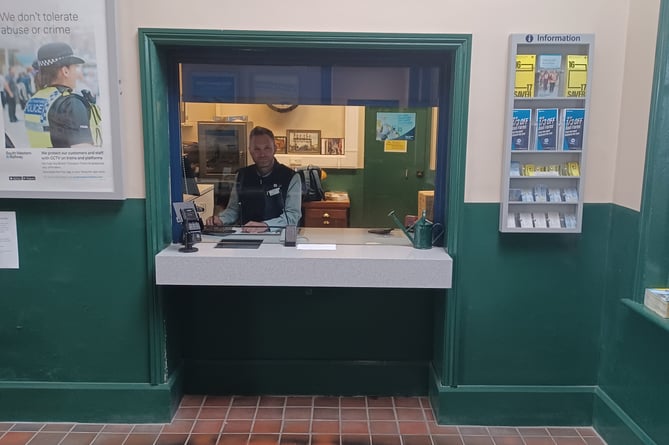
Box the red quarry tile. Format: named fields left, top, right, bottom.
left=123, top=433, right=160, bottom=445
left=313, top=409, right=339, bottom=421
left=41, top=424, right=75, bottom=432
left=490, top=436, right=524, bottom=445
left=553, top=438, right=586, bottom=445
left=431, top=436, right=464, bottom=445
left=175, top=408, right=201, bottom=420
left=575, top=428, right=597, bottom=437
left=397, top=422, right=428, bottom=435
left=248, top=433, right=280, bottom=445
left=285, top=397, right=314, bottom=407
left=59, top=432, right=99, bottom=445
left=101, top=425, right=133, bottom=434
left=222, top=420, right=253, bottom=434
left=259, top=397, right=286, bottom=407
left=154, top=433, right=188, bottom=445
left=312, top=421, right=340, bottom=434
left=72, top=424, right=104, bottom=433
left=423, top=410, right=434, bottom=422
left=233, top=397, right=260, bottom=407
left=457, top=427, right=487, bottom=436
left=548, top=428, right=579, bottom=437
left=204, top=396, right=233, bottom=407
left=90, top=433, right=129, bottom=445
left=368, top=410, right=395, bottom=421
left=340, top=398, right=366, bottom=408
left=367, top=398, right=393, bottom=408
left=461, top=437, right=493, bottom=445
left=427, top=424, right=458, bottom=435
left=199, top=408, right=230, bottom=420
left=282, top=421, right=310, bottom=434
left=393, top=398, right=421, bottom=408
left=341, top=435, right=370, bottom=445
left=311, top=434, right=340, bottom=445
left=252, top=420, right=282, bottom=434
left=132, top=425, right=163, bottom=434
left=284, top=408, right=313, bottom=420
left=279, top=434, right=310, bottom=445
left=518, top=428, right=550, bottom=437
left=0, top=431, right=36, bottom=445
left=523, top=438, right=556, bottom=445
left=369, top=421, right=398, bottom=435
left=185, top=434, right=218, bottom=445
left=395, top=409, right=424, bottom=422
left=25, top=432, right=68, bottom=445
left=216, top=434, right=249, bottom=445
left=256, top=408, right=284, bottom=420
left=487, top=427, right=519, bottom=436
left=192, top=420, right=223, bottom=434
left=341, top=421, right=369, bottom=435
left=314, top=397, right=339, bottom=408
left=9, top=424, right=43, bottom=432
left=400, top=435, right=432, bottom=445
left=370, top=436, right=401, bottom=445
left=340, top=409, right=367, bottom=421
left=227, top=408, right=257, bottom=420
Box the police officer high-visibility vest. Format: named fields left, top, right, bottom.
left=24, top=85, right=102, bottom=148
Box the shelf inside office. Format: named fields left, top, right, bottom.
left=503, top=227, right=581, bottom=234
left=508, top=201, right=578, bottom=205
left=511, top=150, right=582, bottom=154
left=621, top=298, right=669, bottom=333
left=510, top=176, right=580, bottom=179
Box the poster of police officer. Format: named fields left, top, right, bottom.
left=0, top=0, right=121, bottom=198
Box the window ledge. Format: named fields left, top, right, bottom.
left=621, top=298, right=669, bottom=333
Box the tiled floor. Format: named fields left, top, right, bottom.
left=0, top=395, right=607, bottom=445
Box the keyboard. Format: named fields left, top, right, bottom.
left=202, top=225, right=236, bottom=235
left=201, top=226, right=281, bottom=236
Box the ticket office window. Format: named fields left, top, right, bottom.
left=168, top=45, right=455, bottom=234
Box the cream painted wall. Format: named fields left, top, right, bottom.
left=116, top=0, right=658, bottom=210
left=613, top=0, right=660, bottom=211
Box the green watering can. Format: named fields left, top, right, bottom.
left=388, top=209, right=444, bottom=249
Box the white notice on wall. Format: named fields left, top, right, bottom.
left=0, top=212, right=19, bottom=269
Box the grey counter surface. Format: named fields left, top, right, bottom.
left=155, top=228, right=452, bottom=288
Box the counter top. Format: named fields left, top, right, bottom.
left=155, top=228, right=452, bottom=289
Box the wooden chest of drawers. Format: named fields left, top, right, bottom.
left=303, top=198, right=350, bottom=228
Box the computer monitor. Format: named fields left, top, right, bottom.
left=182, top=155, right=200, bottom=196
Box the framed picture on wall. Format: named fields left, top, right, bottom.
left=274, top=136, right=287, bottom=154
left=321, top=138, right=345, bottom=155
left=287, top=130, right=321, bottom=154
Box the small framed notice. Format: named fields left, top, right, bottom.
left=0, top=212, right=19, bottom=268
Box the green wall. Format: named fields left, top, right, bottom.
left=0, top=199, right=175, bottom=422
left=165, top=287, right=439, bottom=395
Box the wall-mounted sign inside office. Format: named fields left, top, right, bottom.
left=376, top=112, right=416, bottom=141
left=0, top=0, right=123, bottom=199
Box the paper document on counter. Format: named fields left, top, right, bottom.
left=297, top=244, right=337, bottom=250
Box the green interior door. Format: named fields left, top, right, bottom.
left=362, top=107, right=432, bottom=227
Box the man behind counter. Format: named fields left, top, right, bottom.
left=206, top=126, right=302, bottom=233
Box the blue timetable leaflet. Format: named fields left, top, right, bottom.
left=512, top=109, right=531, bottom=150
left=562, top=108, right=585, bottom=150
left=535, top=108, right=558, bottom=150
